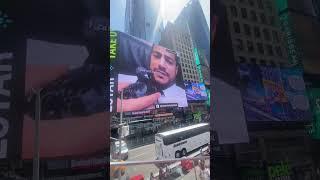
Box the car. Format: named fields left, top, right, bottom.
left=111, top=139, right=129, bottom=160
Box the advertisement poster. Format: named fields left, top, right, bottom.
left=21, top=0, right=108, bottom=159
left=110, top=31, right=187, bottom=113
left=260, top=66, right=288, bottom=120
left=238, top=63, right=269, bottom=121
left=184, top=82, right=208, bottom=101
left=281, top=68, right=311, bottom=121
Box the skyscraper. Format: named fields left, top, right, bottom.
left=125, top=0, right=163, bottom=44
left=223, top=0, right=288, bottom=66
left=175, top=0, right=210, bottom=66
left=160, top=21, right=200, bottom=83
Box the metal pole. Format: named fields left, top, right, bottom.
left=118, top=91, right=124, bottom=178
left=33, top=89, right=41, bottom=180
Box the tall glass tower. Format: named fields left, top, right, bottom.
left=125, top=0, right=163, bottom=44
left=175, top=0, right=210, bottom=65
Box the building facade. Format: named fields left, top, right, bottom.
left=223, top=0, right=288, bottom=66
left=216, top=0, right=319, bottom=179
left=175, top=0, right=210, bottom=66
left=125, top=0, right=163, bottom=44
left=160, top=22, right=200, bottom=83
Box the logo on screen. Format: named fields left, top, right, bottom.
left=0, top=11, right=13, bottom=29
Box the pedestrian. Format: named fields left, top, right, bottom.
left=199, top=160, right=210, bottom=180
left=158, top=167, right=165, bottom=180
left=149, top=172, right=156, bottom=180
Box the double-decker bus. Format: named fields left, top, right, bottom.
left=155, top=123, right=209, bottom=159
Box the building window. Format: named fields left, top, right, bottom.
left=250, top=58, right=257, bottom=64
left=247, top=40, right=254, bottom=53
left=263, top=29, right=271, bottom=41
left=269, top=16, right=275, bottom=26
left=244, top=24, right=251, bottom=36
left=260, top=13, right=267, bottom=24
left=266, top=1, right=273, bottom=12
left=230, top=6, right=238, bottom=17
left=254, top=26, right=261, bottom=38
left=248, top=0, right=254, bottom=6
left=266, top=45, right=273, bottom=55
left=235, top=38, right=244, bottom=51
left=275, top=46, right=283, bottom=57
left=241, top=8, right=248, bottom=19
left=257, top=43, right=264, bottom=54
left=239, top=56, right=246, bottom=63
left=250, top=10, right=258, bottom=22
left=233, top=22, right=241, bottom=33
left=272, top=31, right=280, bottom=42
left=257, top=0, right=263, bottom=9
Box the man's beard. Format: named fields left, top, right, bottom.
left=152, top=76, right=175, bottom=91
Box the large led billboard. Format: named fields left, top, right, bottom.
left=184, top=81, right=208, bottom=101
left=110, top=31, right=188, bottom=113
left=21, top=0, right=108, bottom=159
left=239, top=64, right=311, bottom=122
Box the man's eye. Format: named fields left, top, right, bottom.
left=165, top=58, right=174, bottom=65
left=153, top=53, right=161, bottom=58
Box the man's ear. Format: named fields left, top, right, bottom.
left=176, top=66, right=178, bottom=75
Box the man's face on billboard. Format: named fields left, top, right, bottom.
left=150, top=45, right=178, bottom=87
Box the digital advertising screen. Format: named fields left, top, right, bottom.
left=239, top=64, right=311, bottom=122
left=238, top=63, right=269, bottom=121
left=110, top=31, right=188, bottom=113
left=184, top=81, right=208, bottom=101
left=21, top=0, right=109, bottom=159
left=281, top=68, right=311, bottom=121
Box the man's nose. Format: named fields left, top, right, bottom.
left=159, top=56, right=166, bottom=68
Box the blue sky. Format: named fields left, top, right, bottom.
left=110, top=0, right=210, bottom=32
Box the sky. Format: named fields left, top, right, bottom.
left=110, top=0, right=210, bottom=32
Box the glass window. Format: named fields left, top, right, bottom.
left=269, top=16, right=275, bottom=26
left=241, top=8, right=248, bottom=19
left=244, top=24, right=251, bottom=36
left=266, top=1, right=273, bottom=12
left=257, top=43, right=264, bottom=54
left=248, top=0, right=254, bottom=6
left=230, top=5, right=238, bottom=17
left=239, top=56, right=246, bottom=62
left=250, top=58, right=257, bottom=64
left=272, top=31, right=280, bottom=42
left=260, top=13, right=267, bottom=24
left=235, top=39, right=244, bottom=51
left=247, top=40, right=254, bottom=52
left=254, top=26, right=261, bottom=38
left=250, top=10, right=258, bottom=21
left=263, top=29, right=271, bottom=41
left=257, top=0, right=263, bottom=9
left=233, top=22, right=241, bottom=33
left=275, top=46, right=283, bottom=57
left=266, top=44, right=273, bottom=55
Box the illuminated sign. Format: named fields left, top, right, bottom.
left=267, top=161, right=291, bottom=180
left=276, top=1, right=303, bottom=68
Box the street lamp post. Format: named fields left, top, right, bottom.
left=118, top=91, right=124, bottom=178
left=32, top=88, right=42, bottom=180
